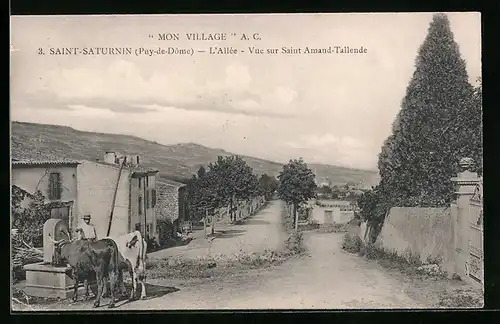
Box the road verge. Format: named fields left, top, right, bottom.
left=340, top=232, right=483, bottom=308
left=146, top=202, right=306, bottom=280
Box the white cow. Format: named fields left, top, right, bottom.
left=105, top=230, right=148, bottom=300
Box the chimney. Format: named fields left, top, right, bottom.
left=128, top=155, right=140, bottom=165
left=104, top=151, right=117, bottom=164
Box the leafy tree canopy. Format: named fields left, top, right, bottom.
left=277, top=158, right=317, bottom=206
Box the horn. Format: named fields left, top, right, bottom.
left=61, top=228, right=71, bottom=240
left=47, top=233, right=64, bottom=245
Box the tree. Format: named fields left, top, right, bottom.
left=11, top=186, right=51, bottom=247
left=209, top=156, right=260, bottom=222
left=277, top=158, right=317, bottom=230
left=317, top=184, right=332, bottom=196
left=185, top=166, right=221, bottom=223
left=259, top=173, right=279, bottom=200
left=377, top=13, right=480, bottom=209
left=469, top=77, right=482, bottom=175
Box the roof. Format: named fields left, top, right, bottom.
left=93, top=160, right=158, bottom=175
left=12, top=159, right=80, bottom=168
left=318, top=199, right=352, bottom=206
left=158, top=179, right=186, bottom=188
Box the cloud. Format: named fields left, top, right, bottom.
left=11, top=90, right=160, bottom=114
left=284, top=133, right=377, bottom=169
left=11, top=60, right=298, bottom=119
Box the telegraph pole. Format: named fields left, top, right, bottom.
left=294, top=203, right=299, bottom=231
left=204, top=209, right=208, bottom=238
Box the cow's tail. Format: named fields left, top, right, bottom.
left=140, top=231, right=147, bottom=281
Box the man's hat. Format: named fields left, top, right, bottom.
left=82, top=214, right=91, bottom=220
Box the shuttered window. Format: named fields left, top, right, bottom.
left=48, top=173, right=61, bottom=200
left=146, top=190, right=150, bottom=209
left=138, top=196, right=143, bottom=215
left=152, top=189, right=157, bottom=208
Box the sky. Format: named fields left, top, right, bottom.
left=10, top=13, right=481, bottom=171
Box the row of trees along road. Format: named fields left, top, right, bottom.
left=358, top=13, right=482, bottom=242
left=185, top=155, right=317, bottom=234
left=185, top=155, right=279, bottom=234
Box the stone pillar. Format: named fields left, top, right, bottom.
left=450, top=157, right=480, bottom=279
left=43, top=219, right=70, bottom=264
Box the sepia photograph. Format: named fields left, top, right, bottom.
left=10, top=12, right=483, bottom=311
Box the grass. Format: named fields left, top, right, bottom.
left=437, top=286, right=484, bottom=308
left=341, top=233, right=363, bottom=253
left=146, top=219, right=306, bottom=281
left=341, top=233, right=447, bottom=278
left=318, top=223, right=349, bottom=233
left=146, top=242, right=304, bottom=280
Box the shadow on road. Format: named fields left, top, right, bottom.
left=99, top=283, right=180, bottom=309
left=215, top=229, right=247, bottom=239
left=238, top=218, right=271, bottom=225
left=136, top=283, right=180, bottom=301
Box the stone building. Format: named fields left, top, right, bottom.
left=156, top=179, right=187, bottom=234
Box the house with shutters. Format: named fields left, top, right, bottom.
left=76, top=151, right=159, bottom=241
left=11, top=152, right=160, bottom=243
left=11, top=159, right=81, bottom=228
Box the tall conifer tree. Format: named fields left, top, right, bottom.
left=378, top=13, right=479, bottom=207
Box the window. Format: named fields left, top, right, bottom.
left=138, top=196, right=143, bottom=215
left=50, top=206, right=69, bottom=221
left=146, top=190, right=150, bottom=209
left=148, top=175, right=156, bottom=188
left=147, top=223, right=152, bottom=235
left=138, top=178, right=142, bottom=189
left=152, top=189, right=157, bottom=208
left=48, top=172, right=61, bottom=200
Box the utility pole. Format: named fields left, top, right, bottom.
left=294, top=203, right=299, bottom=231
left=204, top=209, right=208, bottom=238
left=211, top=209, right=215, bottom=235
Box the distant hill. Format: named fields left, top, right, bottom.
left=11, top=121, right=380, bottom=186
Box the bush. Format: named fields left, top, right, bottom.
left=363, top=243, right=384, bottom=259
left=156, top=218, right=176, bottom=247
left=284, top=231, right=304, bottom=254
left=318, top=223, right=348, bottom=233
left=341, top=233, right=363, bottom=253
left=11, top=186, right=52, bottom=247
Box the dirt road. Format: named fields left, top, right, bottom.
left=19, top=230, right=428, bottom=310
left=149, top=200, right=286, bottom=260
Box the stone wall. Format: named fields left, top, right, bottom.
left=156, top=181, right=181, bottom=223
left=370, top=158, right=483, bottom=288
left=375, top=207, right=455, bottom=276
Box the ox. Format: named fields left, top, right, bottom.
left=49, top=231, right=121, bottom=308
left=105, top=230, right=148, bottom=300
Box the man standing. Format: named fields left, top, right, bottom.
left=76, top=214, right=97, bottom=241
